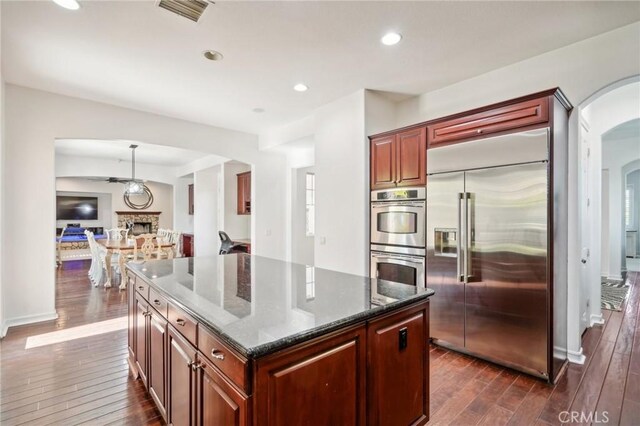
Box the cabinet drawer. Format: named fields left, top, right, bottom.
left=168, top=303, right=198, bottom=346
left=427, top=97, right=548, bottom=147
left=199, top=326, right=249, bottom=393
left=149, top=288, right=169, bottom=318
left=135, top=280, right=150, bottom=300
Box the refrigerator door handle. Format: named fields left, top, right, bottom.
left=465, top=192, right=473, bottom=282
left=457, top=193, right=464, bottom=282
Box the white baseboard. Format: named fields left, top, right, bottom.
left=590, top=313, right=605, bottom=326
left=1, top=311, right=59, bottom=338
left=567, top=346, right=586, bottom=364
left=607, top=275, right=623, bottom=281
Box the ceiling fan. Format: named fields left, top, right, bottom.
left=87, top=145, right=145, bottom=194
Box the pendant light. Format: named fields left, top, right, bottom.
left=124, top=145, right=145, bottom=195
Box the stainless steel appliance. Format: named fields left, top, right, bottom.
left=371, top=187, right=426, bottom=248
left=370, top=245, right=426, bottom=305
left=427, top=128, right=558, bottom=380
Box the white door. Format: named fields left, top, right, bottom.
left=579, top=119, right=591, bottom=334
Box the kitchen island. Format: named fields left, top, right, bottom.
left=126, top=254, right=434, bottom=426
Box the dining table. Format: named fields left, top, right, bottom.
left=97, top=238, right=174, bottom=289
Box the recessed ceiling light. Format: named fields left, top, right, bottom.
left=252, top=108, right=265, bottom=113
left=203, top=50, right=223, bottom=61
left=293, top=84, right=308, bottom=92
left=52, top=0, right=80, bottom=10
left=381, top=32, right=402, bottom=46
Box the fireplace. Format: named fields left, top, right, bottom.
left=131, top=222, right=152, bottom=236
left=116, top=211, right=161, bottom=235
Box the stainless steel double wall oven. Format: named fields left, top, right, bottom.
left=370, top=187, right=426, bottom=303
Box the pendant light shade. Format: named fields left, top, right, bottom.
left=125, top=145, right=145, bottom=195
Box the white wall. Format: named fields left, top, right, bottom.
left=292, top=166, right=315, bottom=266
left=221, top=162, right=251, bottom=240
left=194, top=166, right=220, bottom=257
left=55, top=177, right=174, bottom=230
left=314, top=91, right=367, bottom=275
left=174, top=176, right=194, bottom=234
left=602, top=136, right=640, bottom=278
left=602, top=170, right=610, bottom=276
left=0, top=1, right=4, bottom=337
left=2, top=85, right=287, bottom=333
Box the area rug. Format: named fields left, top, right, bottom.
left=601, top=278, right=630, bottom=311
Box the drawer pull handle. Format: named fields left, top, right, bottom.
left=143, top=311, right=151, bottom=317
left=154, top=300, right=161, bottom=306
left=138, top=286, right=145, bottom=291
left=176, top=319, right=186, bottom=326
left=476, top=129, right=483, bottom=134
left=190, top=361, right=204, bottom=371
left=211, top=350, right=225, bottom=360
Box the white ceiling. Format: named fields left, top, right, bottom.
left=55, top=139, right=210, bottom=166
left=3, top=1, right=640, bottom=134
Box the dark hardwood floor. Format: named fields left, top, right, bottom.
left=428, top=271, right=640, bottom=426
left=0, top=261, right=638, bottom=425
left=0, top=260, right=162, bottom=425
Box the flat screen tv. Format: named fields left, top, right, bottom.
left=56, top=196, right=98, bottom=220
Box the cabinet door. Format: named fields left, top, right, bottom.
left=396, top=127, right=426, bottom=187
left=237, top=173, right=251, bottom=215
left=371, top=135, right=396, bottom=190
left=196, top=356, right=249, bottom=426
left=255, top=326, right=366, bottom=425
left=367, top=303, right=429, bottom=426
left=168, top=327, right=196, bottom=426
left=135, top=294, right=149, bottom=387
left=149, top=309, right=168, bottom=420
left=128, top=273, right=138, bottom=377
left=427, top=97, right=549, bottom=147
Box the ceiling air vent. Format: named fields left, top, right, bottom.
left=157, top=0, right=210, bottom=23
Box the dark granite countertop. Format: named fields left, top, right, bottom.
left=127, top=254, right=434, bottom=359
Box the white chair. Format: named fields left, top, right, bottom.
left=105, top=228, right=129, bottom=241
left=134, top=234, right=161, bottom=261
left=85, top=230, right=105, bottom=287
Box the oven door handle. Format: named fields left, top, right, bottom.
left=371, top=202, right=425, bottom=208
left=372, top=255, right=424, bottom=265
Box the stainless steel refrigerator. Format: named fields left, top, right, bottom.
left=426, top=128, right=566, bottom=381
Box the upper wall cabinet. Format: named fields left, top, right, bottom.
left=426, top=97, right=549, bottom=148
left=237, top=172, right=251, bottom=215
left=370, top=127, right=426, bottom=190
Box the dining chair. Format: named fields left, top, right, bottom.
left=135, top=233, right=161, bottom=261
left=85, top=230, right=105, bottom=287
left=105, top=228, right=129, bottom=241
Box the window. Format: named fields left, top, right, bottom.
left=305, top=266, right=315, bottom=300
left=305, top=173, right=315, bottom=236
left=626, top=185, right=634, bottom=230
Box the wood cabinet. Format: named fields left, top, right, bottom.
left=182, top=234, right=194, bottom=258
left=135, top=293, right=149, bottom=387
left=168, top=327, right=197, bottom=426
left=370, top=127, right=426, bottom=190
left=255, top=325, right=367, bottom=425
left=367, top=303, right=429, bottom=426
left=196, top=355, right=250, bottom=426
left=237, top=172, right=251, bottom=215
left=148, top=309, right=168, bottom=419
left=188, top=184, right=194, bottom=215
left=426, top=97, right=549, bottom=148
left=127, top=266, right=431, bottom=426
